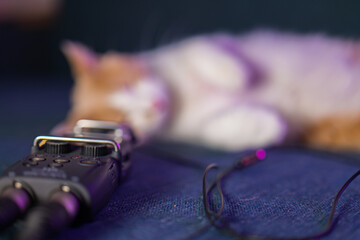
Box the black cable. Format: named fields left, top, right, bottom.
left=137, top=144, right=208, bottom=169
left=202, top=152, right=360, bottom=240
left=139, top=145, right=360, bottom=239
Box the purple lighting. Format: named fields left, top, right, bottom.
left=256, top=149, right=266, bottom=160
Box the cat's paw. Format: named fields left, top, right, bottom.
left=199, top=105, right=287, bottom=151
left=50, top=121, right=72, bottom=136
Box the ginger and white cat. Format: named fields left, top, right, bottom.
left=53, top=31, right=360, bottom=151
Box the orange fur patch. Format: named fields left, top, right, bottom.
left=303, top=114, right=360, bottom=150
left=95, top=53, right=146, bottom=89
left=63, top=47, right=148, bottom=131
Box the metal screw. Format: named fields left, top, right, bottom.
left=61, top=185, right=71, bottom=192
left=14, top=181, right=22, bottom=189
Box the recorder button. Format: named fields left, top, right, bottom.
left=54, top=158, right=70, bottom=163
left=23, top=162, right=38, bottom=167
left=29, top=157, right=46, bottom=162
left=79, top=159, right=99, bottom=166
left=48, top=163, right=63, bottom=168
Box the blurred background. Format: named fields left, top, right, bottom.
left=1, top=0, right=360, bottom=139
left=1, top=0, right=360, bottom=79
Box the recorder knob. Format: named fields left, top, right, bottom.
left=81, top=144, right=108, bottom=157
left=45, top=141, right=71, bottom=154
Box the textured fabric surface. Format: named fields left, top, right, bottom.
left=1, top=79, right=360, bottom=240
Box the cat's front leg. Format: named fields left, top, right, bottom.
left=198, top=104, right=287, bottom=151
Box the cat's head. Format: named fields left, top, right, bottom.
left=52, top=41, right=170, bottom=140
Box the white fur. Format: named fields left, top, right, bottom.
left=200, top=104, right=286, bottom=151
left=145, top=31, right=360, bottom=150
left=108, top=77, right=169, bottom=139
left=180, top=39, right=250, bottom=91
left=62, top=31, right=360, bottom=151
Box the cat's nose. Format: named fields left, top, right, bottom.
left=152, top=99, right=167, bottom=112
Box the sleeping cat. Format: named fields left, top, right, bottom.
left=53, top=31, right=360, bottom=151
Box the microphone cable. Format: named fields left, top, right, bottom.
left=202, top=149, right=360, bottom=240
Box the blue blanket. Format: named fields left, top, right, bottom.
left=1, top=79, right=360, bottom=239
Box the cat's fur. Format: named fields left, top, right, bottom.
left=53, top=31, right=360, bottom=151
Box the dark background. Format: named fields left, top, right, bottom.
left=1, top=0, right=360, bottom=140
left=1, top=0, right=360, bottom=80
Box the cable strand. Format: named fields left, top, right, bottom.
left=202, top=155, right=360, bottom=240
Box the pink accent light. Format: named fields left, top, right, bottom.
left=256, top=149, right=266, bottom=160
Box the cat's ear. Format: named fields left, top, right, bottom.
left=61, top=41, right=98, bottom=77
